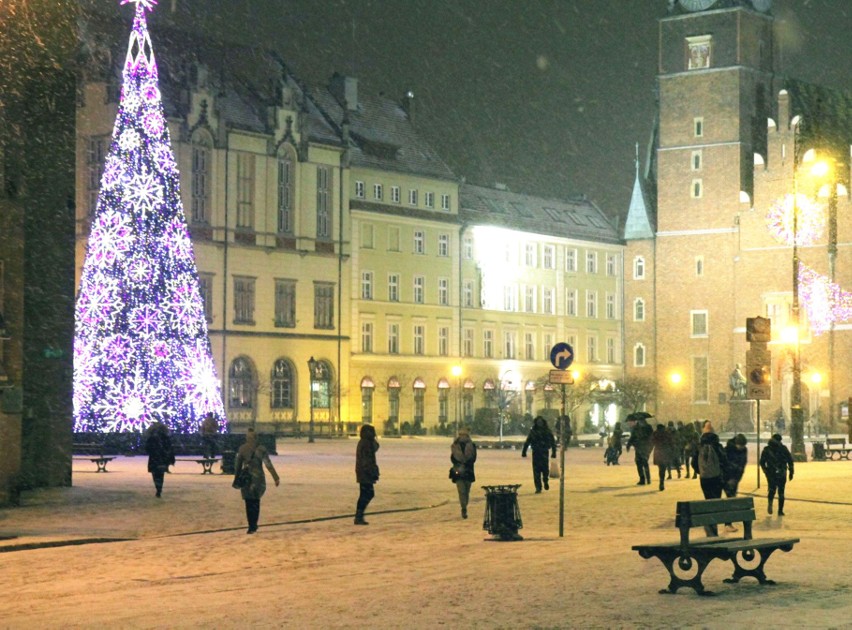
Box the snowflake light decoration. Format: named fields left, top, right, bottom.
left=73, top=0, right=225, bottom=434
left=766, top=193, right=826, bottom=247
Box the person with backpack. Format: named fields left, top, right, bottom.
left=723, top=433, right=748, bottom=531
left=760, top=433, right=794, bottom=516
left=233, top=428, right=280, bottom=534
left=450, top=427, right=477, bottom=519
left=697, top=420, right=728, bottom=535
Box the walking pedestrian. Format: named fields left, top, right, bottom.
left=697, top=420, right=728, bottom=535
left=605, top=422, right=623, bottom=465
left=145, top=420, right=175, bottom=498
left=666, top=421, right=682, bottom=479
left=681, top=422, right=699, bottom=478
left=522, top=416, right=557, bottom=493
left=234, top=428, right=280, bottom=534
left=200, top=412, right=219, bottom=459
left=760, top=433, right=794, bottom=516
left=626, top=413, right=653, bottom=485
left=723, top=433, right=748, bottom=531
left=355, top=424, right=380, bottom=525
left=450, top=427, right=477, bottom=519
left=650, top=423, right=674, bottom=491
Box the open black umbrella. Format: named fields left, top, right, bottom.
left=626, top=411, right=653, bottom=422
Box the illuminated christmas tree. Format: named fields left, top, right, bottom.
left=73, top=0, right=225, bottom=433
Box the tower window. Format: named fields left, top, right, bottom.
left=691, top=179, right=703, bottom=199
left=694, top=118, right=704, bottom=138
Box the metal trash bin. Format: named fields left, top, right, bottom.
left=482, top=484, right=523, bottom=541
left=812, top=442, right=826, bottom=462
left=221, top=450, right=236, bottom=474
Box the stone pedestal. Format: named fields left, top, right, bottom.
left=727, top=399, right=755, bottom=433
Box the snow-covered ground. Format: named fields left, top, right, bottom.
left=1, top=436, right=852, bottom=629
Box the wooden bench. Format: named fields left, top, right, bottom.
left=632, top=497, right=799, bottom=596
left=73, top=456, right=116, bottom=473
left=175, top=458, right=219, bottom=474
left=825, top=437, right=850, bottom=460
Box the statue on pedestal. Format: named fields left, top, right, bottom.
left=729, top=364, right=747, bottom=400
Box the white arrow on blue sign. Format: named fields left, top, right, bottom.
left=550, top=342, right=574, bottom=370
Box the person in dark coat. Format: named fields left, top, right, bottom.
left=233, top=428, right=279, bottom=534
left=650, top=424, right=674, bottom=491
left=354, top=424, right=380, bottom=525
left=723, top=433, right=748, bottom=531
left=626, top=415, right=653, bottom=485
left=760, top=433, right=794, bottom=516
left=200, top=412, right=219, bottom=459
left=681, top=422, right=699, bottom=478
left=522, top=416, right=557, bottom=493
left=666, top=421, right=682, bottom=479
left=145, top=421, right=175, bottom=498
left=697, top=420, right=728, bottom=535
left=605, top=422, right=623, bottom=465
left=450, top=427, right=477, bottom=519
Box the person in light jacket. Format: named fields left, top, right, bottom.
left=234, top=429, right=279, bottom=534
left=450, top=427, right=477, bottom=519
left=355, top=424, right=380, bottom=525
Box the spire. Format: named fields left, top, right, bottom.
left=623, top=143, right=655, bottom=240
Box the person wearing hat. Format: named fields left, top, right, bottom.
left=450, top=427, right=477, bottom=519
left=760, top=433, right=794, bottom=516
left=233, top=428, right=280, bottom=534
left=723, top=433, right=748, bottom=531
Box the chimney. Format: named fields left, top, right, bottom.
left=330, top=73, right=358, bottom=111
left=402, top=89, right=415, bottom=124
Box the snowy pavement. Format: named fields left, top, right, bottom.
left=2, top=436, right=852, bottom=628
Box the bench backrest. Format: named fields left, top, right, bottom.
left=826, top=437, right=846, bottom=446
left=675, top=497, right=754, bottom=546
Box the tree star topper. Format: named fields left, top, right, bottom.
left=121, top=0, right=158, bottom=10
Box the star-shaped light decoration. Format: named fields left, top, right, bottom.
left=120, top=0, right=158, bottom=10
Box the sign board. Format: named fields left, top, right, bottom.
left=549, top=369, right=574, bottom=385
left=746, top=348, right=771, bottom=400
left=549, top=342, right=574, bottom=370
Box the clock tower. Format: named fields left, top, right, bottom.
left=652, top=0, right=775, bottom=422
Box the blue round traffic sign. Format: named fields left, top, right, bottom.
left=550, top=342, right=574, bottom=370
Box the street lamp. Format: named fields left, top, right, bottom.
left=451, top=364, right=462, bottom=432
left=307, top=356, right=317, bottom=443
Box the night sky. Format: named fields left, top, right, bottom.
left=152, top=0, right=852, bottom=223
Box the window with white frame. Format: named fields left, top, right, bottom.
left=634, top=343, right=646, bottom=367
left=361, top=271, right=373, bottom=300
left=634, top=256, right=645, bottom=279
left=634, top=298, right=645, bottom=321
left=543, top=245, right=555, bottom=270
left=586, top=290, right=597, bottom=318
left=606, top=337, right=616, bottom=363
left=414, top=230, right=425, bottom=254
left=606, top=292, right=616, bottom=319
left=438, top=326, right=450, bottom=356
left=374, top=183, right=383, bottom=201
left=542, top=287, right=554, bottom=314
left=408, top=189, right=418, bottom=206
left=566, top=289, right=577, bottom=317
left=693, top=355, right=709, bottom=403
left=463, top=280, right=474, bottom=308
left=388, top=323, right=400, bottom=354
left=694, top=117, right=704, bottom=138
left=524, top=286, right=536, bottom=313
left=438, top=233, right=449, bottom=257
left=425, top=191, right=434, bottom=208
left=586, top=251, right=597, bottom=274
left=504, top=331, right=516, bottom=359
left=543, top=333, right=554, bottom=360
left=691, top=310, right=708, bottom=337
left=691, top=179, right=703, bottom=199
left=361, top=320, right=373, bottom=352
left=525, top=243, right=536, bottom=267
left=565, top=248, right=577, bottom=272
left=463, top=235, right=473, bottom=259
left=355, top=180, right=365, bottom=198
left=438, top=277, right=449, bottom=305
left=413, top=275, right=425, bottom=303
left=441, top=193, right=451, bottom=211
left=388, top=273, right=400, bottom=302
left=691, top=150, right=702, bottom=171
left=587, top=336, right=597, bottom=362
left=483, top=329, right=494, bottom=358
left=606, top=253, right=617, bottom=276
left=413, top=324, right=425, bottom=355
left=391, top=185, right=400, bottom=203
left=463, top=327, right=474, bottom=357
left=525, top=332, right=535, bottom=360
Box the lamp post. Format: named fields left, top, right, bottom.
left=451, top=364, right=462, bottom=432
left=307, top=356, right=317, bottom=443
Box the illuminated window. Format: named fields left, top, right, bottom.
left=687, top=35, right=711, bottom=70
left=229, top=357, right=254, bottom=408
left=270, top=359, right=293, bottom=409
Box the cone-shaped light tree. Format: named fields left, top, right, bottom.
left=73, top=0, right=226, bottom=433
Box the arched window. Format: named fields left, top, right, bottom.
left=463, top=379, right=475, bottom=423
left=191, top=130, right=213, bottom=224
left=437, top=378, right=450, bottom=424
left=413, top=377, right=425, bottom=427
left=361, top=376, right=374, bottom=423
left=633, top=256, right=645, bottom=280
left=270, top=359, right=293, bottom=409
left=387, top=377, right=401, bottom=430
left=634, top=298, right=645, bottom=321
left=277, top=144, right=295, bottom=235
left=310, top=359, right=332, bottom=411
left=483, top=378, right=496, bottom=409
left=634, top=343, right=646, bottom=367
left=229, top=357, right=254, bottom=408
